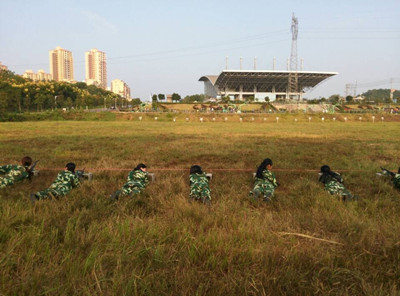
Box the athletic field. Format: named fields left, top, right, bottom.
left=0, top=116, right=399, bottom=295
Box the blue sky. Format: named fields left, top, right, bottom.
left=1, top=0, right=399, bottom=100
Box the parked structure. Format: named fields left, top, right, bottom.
left=199, top=70, right=337, bottom=102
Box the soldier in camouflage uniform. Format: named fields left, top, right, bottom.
left=249, top=158, right=278, bottom=202
left=31, top=162, right=80, bottom=201
left=319, top=165, right=357, bottom=201
left=110, top=163, right=149, bottom=200
left=189, top=165, right=211, bottom=204
left=0, top=156, right=32, bottom=189
left=380, top=166, right=400, bottom=190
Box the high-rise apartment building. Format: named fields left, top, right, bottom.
left=49, top=46, right=74, bottom=82
left=111, top=79, right=131, bottom=99
left=85, top=48, right=107, bottom=89
left=23, top=69, right=52, bottom=81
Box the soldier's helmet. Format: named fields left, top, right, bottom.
left=320, top=165, right=331, bottom=173
left=66, top=162, right=76, bottom=173
left=21, top=156, right=32, bottom=167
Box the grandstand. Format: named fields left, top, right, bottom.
left=199, top=70, right=337, bottom=101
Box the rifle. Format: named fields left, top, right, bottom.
left=319, top=171, right=343, bottom=184
left=380, top=167, right=395, bottom=178
left=27, top=160, right=39, bottom=179
left=76, top=169, right=85, bottom=180
left=76, top=169, right=93, bottom=181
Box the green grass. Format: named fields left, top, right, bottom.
left=0, top=119, right=399, bottom=295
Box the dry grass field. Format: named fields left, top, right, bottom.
left=0, top=115, right=399, bottom=295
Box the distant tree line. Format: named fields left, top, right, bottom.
left=361, top=89, right=399, bottom=103
left=0, top=70, right=127, bottom=113
left=306, top=89, right=399, bottom=104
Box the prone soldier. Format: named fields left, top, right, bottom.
left=189, top=165, right=211, bottom=204
left=249, top=158, right=279, bottom=202
left=319, top=165, right=357, bottom=201
left=0, top=156, right=36, bottom=189
left=110, top=163, right=149, bottom=200
left=30, top=162, right=80, bottom=201
left=378, top=166, right=400, bottom=190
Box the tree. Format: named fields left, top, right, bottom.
left=328, top=94, right=342, bottom=104
left=131, top=98, right=142, bottom=106
left=345, top=95, right=353, bottom=103
left=10, top=87, right=22, bottom=112
left=181, top=94, right=205, bottom=103
left=34, top=93, right=48, bottom=112
left=171, top=93, right=181, bottom=102
left=75, top=82, right=88, bottom=90
left=23, top=94, right=31, bottom=112
left=158, top=94, right=165, bottom=101
left=66, top=97, right=73, bottom=109
left=0, top=71, right=124, bottom=113
left=0, top=92, right=8, bottom=112
left=264, top=96, right=270, bottom=103
left=152, top=94, right=158, bottom=102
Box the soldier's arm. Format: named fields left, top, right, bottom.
left=13, top=169, right=30, bottom=182
left=332, top=172, right=343, bottom=183
left=271, top=174, right=279, bottom=188
left=127, top=171, right=134, bottom=183
left=72, top=174, right=81, bottom=188
left=143, top=173, right=149, bottom=187
left=264, top=170, right=278, bottom=187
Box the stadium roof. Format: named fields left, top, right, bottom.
left=199, top=70, right=338, bottom=93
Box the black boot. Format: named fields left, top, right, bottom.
left=30, top=193, right=38, bottom=204
left=110, top=190, right=121, bottom=201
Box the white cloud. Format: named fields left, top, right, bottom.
left=81, top=11, right=118, bottom=34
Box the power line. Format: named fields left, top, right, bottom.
left=7, top=29, right=290, bottom=67
left=300, top=37, right=400, bottom=40
left=346, top=78, right=400, bottom=95
left=105, top=39, right=289, bottom=65
left=107, top=29, right=289, bottom=61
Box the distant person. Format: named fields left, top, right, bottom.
left=31, top=162, right=80, bottom=201
left=189, top=165, right=211, bottom=204
left=110, top=163, right=149, bottom=200
left=249, top=158, right=279, bottom=202
left=379, top=166, right=400, bottom=190
left=0, top=156, right=33, bottom=189
left=319, top=165, right=357, bottom=201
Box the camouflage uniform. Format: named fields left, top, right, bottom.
left=0, top=164, right=30, bottom=189
left=120, top=169, right=149, bottom=196
left=34, top=171, right=80, bottom=200
left=250, top=169, right=278, bottom=201
left=319, top=172, right=354, bottom=198
left=189, top=173, right=211, bottom=203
